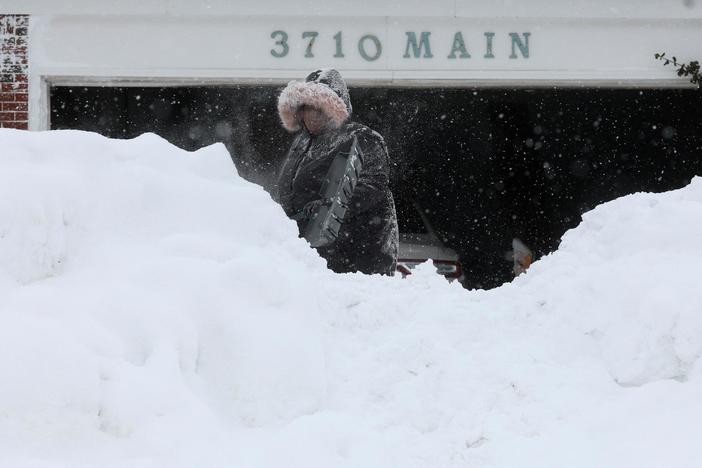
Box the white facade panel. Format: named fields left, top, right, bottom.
left=0, top=0, right=167, bottom=15
left=167, top=0, right=456, bottom=18
left=456, top=0, right=702, bottom=19
left=3, top=0, right=702, bottom=19
left=32, top=15, right=702, bottom=80
left=20, top=6, right=702, bottom=129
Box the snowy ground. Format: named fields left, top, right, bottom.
left=1, top=128, right=701, bottom=468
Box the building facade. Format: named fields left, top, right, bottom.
left=0, top=14, right=28, bottom=129
left=0, top=0, right=700, bottom=130
left=1, top=0, right=701, bottom=288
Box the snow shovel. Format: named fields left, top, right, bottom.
left=303, top=135, right=364, bottom=248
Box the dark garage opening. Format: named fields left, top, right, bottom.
left=51, top=85, right=702, bottom=289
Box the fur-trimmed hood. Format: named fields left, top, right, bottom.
left=278, top=68, right=352, bottom=133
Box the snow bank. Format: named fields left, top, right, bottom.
left=1, top=128, right=701, bottom=468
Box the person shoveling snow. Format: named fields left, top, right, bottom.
left=275, top=68, right=399, bottom=276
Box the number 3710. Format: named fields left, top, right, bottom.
left=270, top=30, right=383, bottom=62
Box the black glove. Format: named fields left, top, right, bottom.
left=302, top=199, right=330, bottom=220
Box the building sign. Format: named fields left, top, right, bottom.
left=270, top=30, right=531, bottom=62
left=34, top=14, right=702, bottom=84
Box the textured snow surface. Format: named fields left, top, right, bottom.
left=1, top=129, right=702, bottom=468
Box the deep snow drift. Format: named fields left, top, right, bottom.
left=1, top=129, right=702, bottom=468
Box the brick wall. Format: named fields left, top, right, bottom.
left=0, top=15, right=28, bottom=130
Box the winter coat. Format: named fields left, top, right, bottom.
left=275, top=69, right=399, bottom=275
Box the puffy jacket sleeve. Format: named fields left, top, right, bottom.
left=347, top=130, right=391, bottom=216
left=274, top=133, right=305, bottom=213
